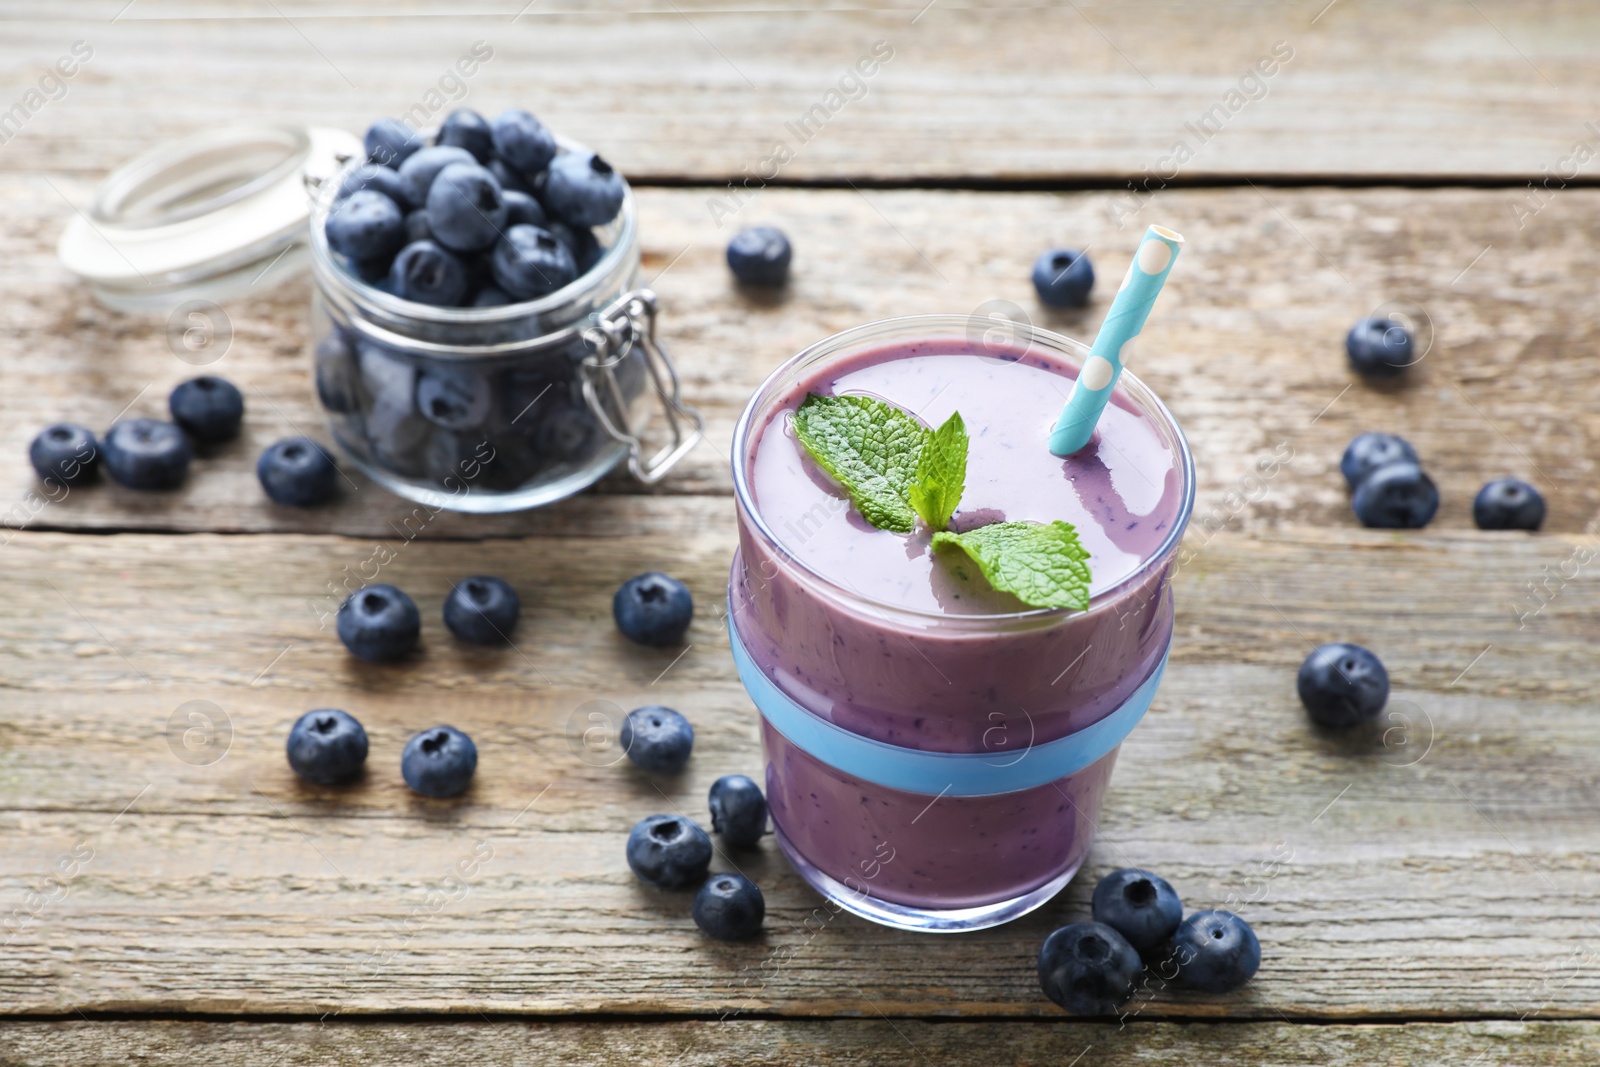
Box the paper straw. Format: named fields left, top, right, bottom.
left=1048, top=225, right=1184, bottom=456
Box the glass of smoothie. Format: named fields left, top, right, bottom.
left=728, top=314, right=1194, bottom=932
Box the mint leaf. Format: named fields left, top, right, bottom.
left=907, top=411, right=967, bottom=531
left=931, top=521, right=1092, bottom=610
left=791, top=393, right=925, bottom=533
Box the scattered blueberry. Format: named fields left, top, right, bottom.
left=326, top=189, right=407, bottom=264
left=502, top=189, right=546, bottom=229
left=708, top=774, right=767, bottom=849
left=1340, top=431, right=1418, bottom=489
left=397, top=145, right=478, bottom=208
left=490, top=224, right=577, bottom=300
left=1297, top=642, right=1389, bottom=729
left=490, top=108, right=558, bottom=174
left=335, top=163, right=410, bottom=208
left=1474, top=477, right=1545, bottom=531
left=102, top=418, right=191, bottom=490
left=336, top=583, right=421, bottom=663
left=364, top=118, right=423, bottom=169
left=416, top=367, right=492, bottom=430
left=613, top=572, right=693, bottom=647
left=1031, top=248, right=1095, bottom=308
left=1350, top=461, right=1438, bottom=528
left=1091, top=868, right=1184, bottom=956
left=626, top=814, right=712, bottom=889
left=286, top=708, right=368, bottom=785
left=1172, top=910, right=1260, bottom=992
left=621, top=706, right=694, bottom=774
left=28, top=423, right=98, bottom=487
left=388, top=240, right=469, bottom=306
left=401, top=725, right=478, bottom=798
left=443, top=575, right=520, bottom=644
left=693, top=873, right=766, bottom=940
left=542, top=151, right=625, bottom=227
left=257, top=436, right=339, bottom=507
left=1346, top=317, right=1415, bottom=379
left=425, top=162, right=507, bottom=253
left=726, top=226, right=792, bottom=286
left=437, top=108, right=494, bottom=163
left=1037, top=921, right=1142, bottom=1016
left=168, top=375, right=244, bottom=443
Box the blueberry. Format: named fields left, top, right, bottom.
left=388, top=240, right=469, bottom=306
left=693, top=873, right=765, bottom=940
left=437, top=108, right=494, bottom=163
left=257, top=436, right=339, bottom=507
left=1297, top=642, right=1388, bottom=729
left=545, top=221, right=600, bottom=275
left=336, top=584, right=421, bottom=663
left=444, top=575, right=520, bottom=644
left=502, top=189, right=546, bottom=229
left=335, top=163, right=410, bottom=209
left=364, top=118, right=422, bottom=168
left=542, top=151, right=625, bottom=227
left=416, top=367, right=492, bottom=430
left=726, top=226, right=792, bottom=286
left=471, top=286, right=512, bottom=308
left=314, top=335, right=361, bottom=414
left=613, top=572, right=693, bottom=647
left=1091, top=868, right=1184, bottom=956
left=621, top=705, right=694, bottom=774
left=487, top=157, right=534, bottom=196
left=1474, top=477, right=1545, bottom=531
left=708, top=774, right=767, bottom=849
left=168, top=375, right=244, bottom=443
left=402, top=209, right=432, bottom=244
left=28, top=423, right=98, bottom=487
left=425, top=162, right=507, bottom=253
left=286, top=708, right=368, bottom=785
left=401, top=725, right=478, bottom=798
left=533, top=403, right=595, bottom=462
left=1032, top=248, right=1095, bottom=308
left=1172, top=910, right=1260, bottom=992
left=397, top=145, right=477, bottom=207
left=626, top=814, right=712, bottom=889
left=1347, top=317, right=1415, bottom=378
left=490, top=224, right=577, bottom=300
left=490, top=108, right=558, bottom=175
left=326, top=189, right=406, bottom=264
left=1037, top=921, right=1142, bottom=1015
left=103, top=418, right=191, bottom=490
left=1350, top=461, right=1438, bottom=528
left=1340, top=431, right=1418, bottom=489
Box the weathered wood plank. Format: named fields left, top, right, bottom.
left=0, top=1019, right=1595, bottom=1066
left=4, top=184, right=1600, bottom=537
left=0, top=2, right=1596, bottom=181
left=0, top=529, right=1596, bottom=1016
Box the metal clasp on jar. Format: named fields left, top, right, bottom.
left=580, top=289, right=705, bottom=484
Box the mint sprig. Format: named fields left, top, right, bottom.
left=790, top=392, right=1092, bottom=610
left=792, top=393, right=924, bottom=533
left=908, top=411, right=967, bottom=532
left=932, top=521, right=1092, bottom=611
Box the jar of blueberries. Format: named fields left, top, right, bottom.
left=308, top=109, right=702, bottom=512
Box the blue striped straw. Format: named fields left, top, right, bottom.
left=1048, top=225, right=1185, bottom=456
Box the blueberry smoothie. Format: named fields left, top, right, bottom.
left=728, top=316, right=1193, bottom=929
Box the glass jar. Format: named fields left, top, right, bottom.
left=306, top=143, right=702, bottom=513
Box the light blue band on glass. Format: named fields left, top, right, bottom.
left=730, top=619, right=1169, bottom=798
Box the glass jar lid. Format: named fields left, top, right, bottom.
left=57, top=124, right=362, bottom=314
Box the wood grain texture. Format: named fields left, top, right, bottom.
left=4, top=183, right=1600, bottom=538
left=0, top=528, right=1596, bottom=1017
left=0, top=2, right=1596, bottom=181
left=1, top=1019, right=1597, bottom=1067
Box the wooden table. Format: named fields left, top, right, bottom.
left=4, top=2, right=1599, bottom=1063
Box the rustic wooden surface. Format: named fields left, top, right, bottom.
left=4, top=2, right=1600, bottom=1064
